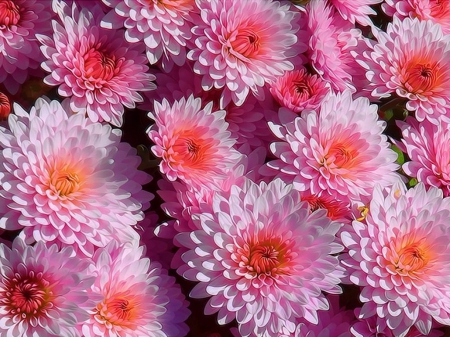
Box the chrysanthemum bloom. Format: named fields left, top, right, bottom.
left=269, top=67, right=330, bottom=113
left=177, top=178, right=344, bottom=337
left=306, top=0, right=369, bottom=95
left=265, top=90, right=401, bottom=202
left=383, top=0, right=450, bottom=34
left=329, top=0, right=383, bottom=26
left=101, top=0, right=197, bottom=72
left=147, top=95, right=242, bottom=188
left=188, top=0, right=303, bottom=108
left=0, top=92, right=11, bottom=120
left=0, top=0, right=52, bottom=95
left=37, top=1, right=156, bottom=127
left=0, top=98, right=152, bottom=256
left=81, top=241, right=190, bottom=337
left=358, top=17, right=450, bottom=123
left=0, top=237, right=94, bottom=337
left=341, top=183, right=450, bottom=336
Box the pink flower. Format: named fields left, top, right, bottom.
left=0, top=0, right=52, bottom=94
left=81, top=241, right=190, bottom=337
left=37, top=0, right=156, bottom=127
left=269, top=67, right=331, bottom=113
left=341, top=183, right=450, bottom=336
left=177, top=178, right=344, bottom=337
left=358, top=17, right=450, bottom=123
left=265, top=90, right=401, bottom=203
left=188, top=0, right=303, bottom=107
left=0, top=237, right=94, bottom=337
left=101, top=0, right=197, bottom=71
left=0, top=98, right=152, bottom=257
left=147, top=95, right=242, bottom=189
left=329, top=0, right=383, bottom=26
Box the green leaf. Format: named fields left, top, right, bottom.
left=391, top=144, right=405, bottom=165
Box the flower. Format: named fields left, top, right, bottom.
left=0, top=98, right=152, bottom=257
left=265, top=90, right=401, bottom=203
left=269, top=67, right=330, bottom=113
left=101, top=0, right=197, bottom=71
left=341, top=183, right=450, bottom=336
left=0, top=92, right=11, bottom=120
left=177, top=178, right=344, bottom=337
left=37, top=0, right=156, bottom=127
left=188, top=0, right=303, bottom=107
left=0, top=0, right=52, bottom=94
left=329, top=0, right=383, bottom=26
left=81, top=241, right=190, bottom=337
left=358, top=17, right=450, bottom=123
left=147, top=95, right=242, bottom=189
left=0, top=237, right=94, bottom=337
left=300, top=191, right=352, bottom=224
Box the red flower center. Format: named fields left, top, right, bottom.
left=0, top=92, right=10, bottom=120
left=84, top=48, right=117, bottom=81
left=0, top=0, right=20, bottom=27
left=231, top=28, right=261, bottom=58
left=401, top=60, right=442, bottom=94
left=95, top=295, right=140, bottom=329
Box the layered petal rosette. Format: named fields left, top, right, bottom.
left=265, top=90, right=400, bottom=202
left=37, top=0, right=156, bottom=127
left=341, top=183, right=450, bottom=336
left=0, top=98, right=152, bottom=256
left=188, top=0, right=303, bottom=107
left=358, top=17, right=450, bottom=123
left=177, top=178, right=344, bottom=337
left=0, top=237, right=94, bottom=337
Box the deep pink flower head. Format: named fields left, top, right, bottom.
left=265, top=90, right=401, bottom=203
left=329, top=0, right=383, bottom=26
left=397, top=116, right=450, bottom=197
left=147, top=95, right=242, bottom=189
left=342, top=182, right=450, bottom=336
left=0, top=0, right=52, bottom=95
left=37, top=0, right=156, bottom=127
left=0, top=98, right=152, bottom=257
left=177, top=178, right=344, bottom=337
left=81, top=241, right=190, bottom=337
left=383, top=0, right=450, bottom=34
left=188, top=0, right=303, bottom=107
left=358, top=17, right=450, bottom=123
left=0, top=237, right=94, bottom=337
left=101, top=0, right=197, bottom=71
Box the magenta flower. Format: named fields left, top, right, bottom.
left=341, top=183, right=450, bottom=336
left=37, top=0, right=156, bottom=127
left=177, top=178, right=344, bottom=337
left=358, top=16, right=450, bottom=123
left=0, top=98, right=152, bottom=256
left=188, top=0, right=303, bottom=107
left=0, top=237, right=94, bottom=337
left=81, top=241, right=190, bottom=337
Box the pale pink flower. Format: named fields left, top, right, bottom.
left=177, top=178, right=344, bottom=337
left=269, top=67, right=331, bottom=113
left=101, top=0, right=197, bottom=71
left=147, top=95, right=242, bottom=188
left=188, top=0, right=303, bottom=107
left=265, top=90, right=401, bottom=202
left=37, top=0, right=156, bottom=127
left=0, top=237, right=94, bottom=337
left=330, top=0, right=383, bottom=26
left=358, top=17, right=450, bottom=123
left=0, top=0, right=52, bottom=94
left=341, top=183, right=450, bottom=336
left=0, top=98, right=152, bottom=257
left=383, top=0, right=450, bottom=34
left=81, top=241, right=190, bottom=337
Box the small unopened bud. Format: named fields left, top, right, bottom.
left=0, top=92, right=11, bottom=120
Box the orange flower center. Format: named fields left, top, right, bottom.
left=95, top=295, right=139, bottom=329
left=84, top=48, right=117, bottom=81
left=170, top=130, right=214, bottom=170
left=231, top=28, right=261, bottom=58
left=401, top=60, right=442, bottom=94
left=0, top=0, right=20, bottom=27
left=324, top=141, right=360, bottom=171
left=394, top=239, right=432, bottom=276
left=50, top=169, right=81, bottom=197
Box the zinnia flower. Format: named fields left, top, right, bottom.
left=0, top=0, right=52, bottom=94
left=188, top=0, right=303, bottom=107
left=177, top=178, right=344, bottom=337
left=341, top=183, right=450, bottom=336
left=0, top=98, right=152, bottom=257
left=37, top=0, right=156, bottom=127
left=81, top=241, right=190, bottom=337
left=265, top=90, right=401, bottom=203
left=0, top=237, right=94, bottom=337
left=358, top=17, right=450, bottom=123
left=147, top=95, right=242, bottom=189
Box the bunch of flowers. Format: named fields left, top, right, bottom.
left=1, top=0, right=450, bottom=336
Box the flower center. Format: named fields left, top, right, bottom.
left=84, top=48, right=117, bottom=81
left=170, top=131, right=213, bottom=170
left=402, top=61, right=441, bottom=94
left=50, top=170, right=81, bottom=197
left=293, top=80, right=312, bottom=99
left=231, top=28, right=261, bottom=58
left=94, top=295, right=139, bottom=329
left=324, top=142, right=359, bottom=170
left=394, top=240, right=431, bottom=276
left=0, top=0, right=20, bottom=27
